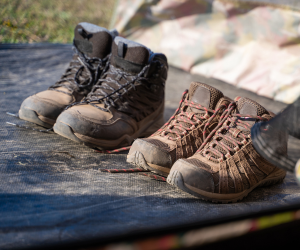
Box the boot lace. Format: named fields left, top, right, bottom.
left=158, top=90, right=226, bottom=141
left=197, top=102, right=269, bottom=163
left=65, top=61, right=163, bottom=120
left=49, top=47, right=108, bottom=95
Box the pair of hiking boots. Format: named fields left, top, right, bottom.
left=19, top=23, right=286, bottom=203
left=19, top=22, right=168, bottom=149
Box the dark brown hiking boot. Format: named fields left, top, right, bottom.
left=19, top=22, right=118, bottom=128
left=167, top=97, right=286, bottom=203
left=53, top=37, right=168, bottom=149
left=127, top=82, right=232, bottom=177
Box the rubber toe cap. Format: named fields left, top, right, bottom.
left=19, top=95, right=64, bottom=120
left=128, top=139, right=172, bottom=169
left=169, top=159, right=214, bottom=193
left=55, top=106, right=134, bottom=140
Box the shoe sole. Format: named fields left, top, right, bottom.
left=53, top=113, right=165, bottom=150
left=167, top=167, right=286, bottom=203
left=19, top=107, right=55, bottom=128
left=126, top=151, right=170, bottom=177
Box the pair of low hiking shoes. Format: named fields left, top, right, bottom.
left=128, top=83, right=286, bottom=203
left=19, top=22, right=286, bottom=204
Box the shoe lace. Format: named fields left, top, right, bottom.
left=158, top=90, right=226, bottom=141
left=49, top=46, right=108, bottom=95
left=65, top=62, right=157, bottom=114
left=197, top=102, right=269, bottom=163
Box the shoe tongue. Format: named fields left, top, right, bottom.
left=73, top=22, right=114, bottom=58
left=188, top=82, right=224, bottom=113
left=236, top=97, right=268, bottom=117
left=233, top=97, right=269, bottom=131
left=110, top=37, right=150, bottom=72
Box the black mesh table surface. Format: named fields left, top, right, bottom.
left=0, top=44, right=300, bottom=249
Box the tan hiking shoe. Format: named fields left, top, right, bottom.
left=53, top=37, right=168, bottom=149
left=127, top=82, right=232, bottom=177
left=19, top=22, right=117, bottom=128
left=167, top=97, right=286, bottom=203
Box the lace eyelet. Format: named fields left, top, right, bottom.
left=234, top=146, right=240, bottom=152
left=241, top=139, right=247, bottom=145
left=225, top=153, right=231, bottom=158
left=190, top=125, right=196, bottom=130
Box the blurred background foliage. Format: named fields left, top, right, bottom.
left=0, top=0, right=116, bottom=43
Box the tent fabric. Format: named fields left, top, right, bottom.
left=112, top=0, right=300, bottom=104
left=1, top=43, right=300, bottom=249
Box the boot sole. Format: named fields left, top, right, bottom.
left=53, top=113, right=165, bottom=150
left=126, top=151, right=170, bottom=177
left=19, top=107, right=55, bottom=128
left=167, top=167, right=286, bottom=203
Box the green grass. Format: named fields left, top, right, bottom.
left=0, top=0, right=116, bottom=43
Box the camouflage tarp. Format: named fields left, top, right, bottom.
left=111, top=0, right=300, bottom=104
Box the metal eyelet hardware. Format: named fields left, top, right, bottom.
left=225, top=153, right=231, bottom=158
left=234, top=146, right=240, bottom=152
left=190, top=125, right=196, bottom=130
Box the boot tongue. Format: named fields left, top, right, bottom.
left=73, top=22, right=114, bottom=58
left=188, top=82, right=224, bottom=114
left=236, top=97, right=268, bottom=116
left=233, top=96, right=269, bottom=132
left=110, top=36, right=150, bottom=73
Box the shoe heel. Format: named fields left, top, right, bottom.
left=140, top=114, right=165, bottom=138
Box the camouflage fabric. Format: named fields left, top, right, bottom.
left=111, top=0, right=300, bottom=104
